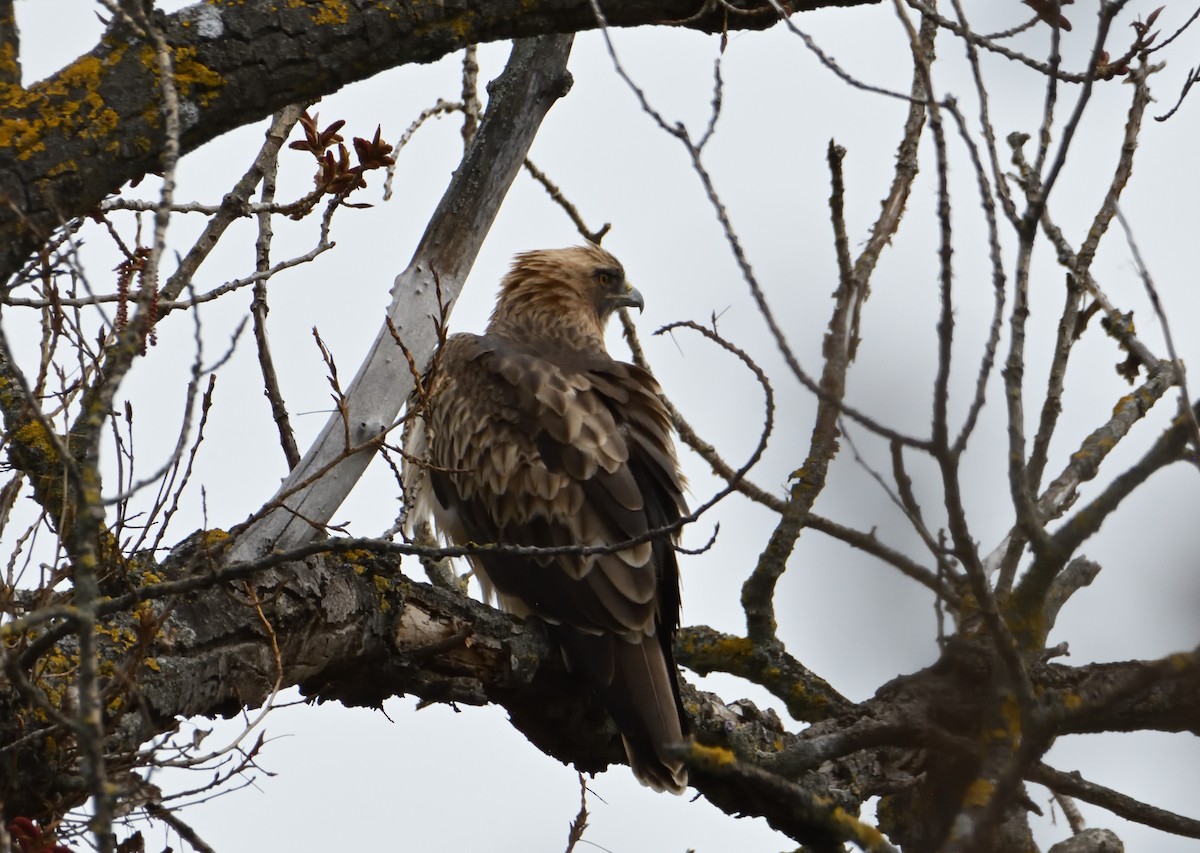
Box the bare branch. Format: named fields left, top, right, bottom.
left=226, top=35, right=576, bottom=562
left=1115, top=206, right=1200, bottom=455
left=252, top=107, right=307, bottom=471
left=682, top=740, right=900, bottom=853
left=1031, top=764, right=1200, bottom=840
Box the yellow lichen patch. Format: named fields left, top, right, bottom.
left=172, top=47, right=224, bottom=105
left=0, top=42, right=18, bottom=82
left=201, top=529, right=229, bottom=545
left=1061, top=692, right=1083, bottom=711
left=58, top=54, right=105, bottom=86
left=80, top=95, right=119, bottom=139
left=183, top=529, right=231, bottom=568
left=32, top=646, right=77, bottom=709
left=373, top=574, right=392, bottom=611
left=676, top=631, right=754, bottom=663
left=138, top=44, right=225, bottom=108
left=1005, top=609, right=1046, bottom=648
left=788, top=681, right=829, bottom=716
left=446, top=13, right=475, bottom=40
left=0, top=43, right=129, bottom=160
left=341, top=548, right=375, bottom=576
left=313, top=0, right=350, bottom=25
left=1168, top=652, right=1193, bottom=671
left=140, top=102, right=162, bottom=130
left=97, top=531, right=128, bottom=574
left=986, top=693, right=1022, bottom=748
left=0, top=118, right=33, bottom=160
left=829, top=805, right=891, bottom=846
left=11, top=420, right=66, bottom=509
left=687, top=742, right=737, bottom=768
left=963, top=777, right=994, bottom=808
left=97, top=621, right=139, bottom=655
left=46, top=159, right=78, bottom=178
left=144, top=657, right=161, bottom=672
left=713, top=634, right=754, bottom=658
left=13, top=418, right=57, bottom=458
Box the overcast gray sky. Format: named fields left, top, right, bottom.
left=9, top=1, right=1200, bottom=850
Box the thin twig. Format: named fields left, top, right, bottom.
left=147, top=803, right=219, bottom=853
left=591, top=0, right=929, bottom=451
left=1115, top=205, right=1199, bottom=455
left=523, top=160, right=610, bottom=243
left=253, top=106, right=306, bottom=470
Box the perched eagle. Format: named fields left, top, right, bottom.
left=413, top=244, right=689, bottom=792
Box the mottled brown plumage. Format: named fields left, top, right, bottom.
left=416, top=245, right=689, bottom=792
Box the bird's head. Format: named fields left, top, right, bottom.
left=488, top=244, right=644, bottom=347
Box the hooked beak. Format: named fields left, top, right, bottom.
left=615, top=284, right=645, bottom=313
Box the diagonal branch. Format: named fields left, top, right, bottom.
left=1014, top=400, right=1200, bottom=622
left=1030, top=763, right=1200, bottom=839
left=227, top=35, right=575, bottom=561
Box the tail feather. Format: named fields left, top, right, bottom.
left=555, top=627, right=688, bottom=794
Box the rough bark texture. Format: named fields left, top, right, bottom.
left=3, top=539, right=1195, bottom=849
left=0, top=0, right=870, bottom=283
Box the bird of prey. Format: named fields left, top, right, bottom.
left=410, top=244, right=689, bottom=792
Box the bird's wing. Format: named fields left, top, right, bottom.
left=426, top=332, right=686, bottom=637
left=425, top=332, right=689, bottom=791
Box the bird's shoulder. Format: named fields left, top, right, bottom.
left=434, top=330, right=666, bottom=426
left=427, top=330, right=683, bottom=514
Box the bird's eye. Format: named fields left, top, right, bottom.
left=595, top=267, right=622, bottom=289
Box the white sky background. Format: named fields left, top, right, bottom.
left=8, top=0, right=1200, bottom=851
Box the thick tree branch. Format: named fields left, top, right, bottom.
left=4, top=543, right=1195, bottom=847
left=678, top=624, right=853, bottom=721
left=0, top=544, right=846, bottom=843
left=0, top=0, right=870, bottom=284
